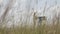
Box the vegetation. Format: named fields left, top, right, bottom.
left=0, top=0, right=60, bottom=34
left=0, top=20, right=60, bottom=34
left=0, top=10, right=60, bottom=34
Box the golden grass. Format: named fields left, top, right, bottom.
left=0, top=21, right=60, bottom=34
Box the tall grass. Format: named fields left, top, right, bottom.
left=0, top=0, right=60, bottom=34
left=0, top=20, right=60, bottom=34
left=0, top=10, right=60, bottom=34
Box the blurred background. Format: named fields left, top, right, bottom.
left=0, top=0, right=60, bottom=34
